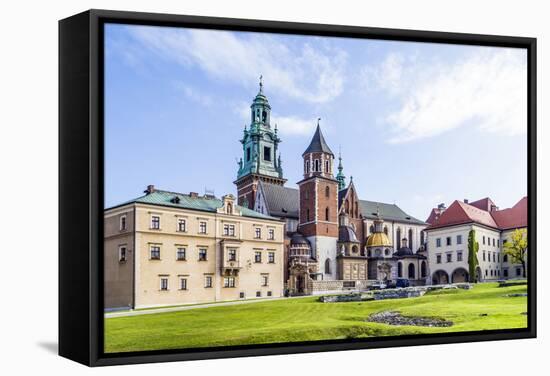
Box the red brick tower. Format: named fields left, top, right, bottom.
left=298, top=121, right=339, bottom=240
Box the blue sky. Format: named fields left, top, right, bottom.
left=104, top=23, right=527, bottom=220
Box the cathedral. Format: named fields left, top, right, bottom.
left=236, top=80, right=428, bottom=295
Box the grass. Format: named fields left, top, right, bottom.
left=104, top=282, right=527, bottom=353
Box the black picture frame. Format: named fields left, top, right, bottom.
left=59, top=9, right=537, bottom=367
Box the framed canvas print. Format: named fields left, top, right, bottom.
left=59, top=9, right=536, bottom=366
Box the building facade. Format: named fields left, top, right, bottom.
left=104, top=186, right=285, bottom=309
left=425, top=197, right=527, bottom=284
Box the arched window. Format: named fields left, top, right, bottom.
left=398, top=262, right=403, bottom=278
left=408, top=228, right=413, bottom=249
left=396, top=228, right=401, bottom=248
left=314, top=159, right=320, bottom=172
left=325, top=258, right=331, bottom=274
left=306, top=208, right=310, bottom=221
left=325, top=207, right=329, bottom=221
left=345, top=200, right=350, bottom=214
left=420, top=231, right=425, bottom=245
left=262, top=110, right=267, bottom=122
left=325, top=186, right=330, bottom=197
left=385, top=248, right=390, bottom=256
left=408, top=263, right=415, bottom=279
left=367, top=249, right=372, bottom=257
left=369, top=225, right=374, bottom=234
left=355, top=202, right=358, bottom=218
left=352, top=245, right=358, bottom=254
left=226, top=203, right=232, bottom=214
left=421, top=261, right=427, bottom=277
left=325, top=160, right=329, bottom=173
left=384, top=226, right=388, bottom=235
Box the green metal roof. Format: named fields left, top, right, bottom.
left=107, top=189, right=278, bottom=221
left=359, top=200, right=426, bottom=225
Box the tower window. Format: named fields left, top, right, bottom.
left=325, top=186, right=330, bottom=197
left=325, top=160, right=329, bottom=173
left=306, top=160, right=310, bottom=173
left=325, top=207, right=329, bottom=221
left=246, top=147, right=251, bottom=162
left=314, top=159, right=320, bottom=172
left=262, top=110, right=267, bottom=122
left=263, top=146, right=271, bottom=161
left=306, top=208, right=310, bottom=221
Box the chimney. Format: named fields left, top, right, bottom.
left=490, top=204, right=499, bottom=212
left=145, top=185, right=155, bottom=194
left=189, top=192, right=198, bottom=198
left=464, top=199, right=469, bottom=204
left=437, top=203, right=446, bottom=211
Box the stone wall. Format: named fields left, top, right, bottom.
left=308, top=279, right=375, bottom=295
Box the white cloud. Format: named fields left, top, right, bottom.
left=233, top=103, right=316, bottom=136
left=362, top=48, right=527, bottom=143
left=173, top=82, right=213, bottom=107
left=128, top=26, right=346, bottom=104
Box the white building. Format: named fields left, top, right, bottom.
left=425, top=197, right=527, bottom=284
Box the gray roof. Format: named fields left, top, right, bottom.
left=339, top=225, right=359, bottom=243
left=260, top=182, right=300, bottom=219
left=302, top=124, right=334, bottom=156
left=359, top=200, right=426, bottom=225
left=260, top=182, right=425, bottom=225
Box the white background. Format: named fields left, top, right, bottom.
left=0, top=0, right=547, bottom=374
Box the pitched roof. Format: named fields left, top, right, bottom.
left=426, top=208, right=443, bottom=225
left=259, top=182, right=300, bottom=219
left=469, top=197, right=496, bottom=212
left=426, top=197, right=527, bottom=231
left=302, top=124, right=334, bottom=156
left=107, top=189, right=276, bottom=220
left=491, top=197, right=527, bottom=230
left=359, top=200, right=426, bottom=225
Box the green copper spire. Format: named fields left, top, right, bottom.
left=336, top=147, right=346, bottom=190
left=237, top=77, right=283, bottom=181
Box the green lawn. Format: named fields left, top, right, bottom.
left=104, top=282, right=527, bottom=353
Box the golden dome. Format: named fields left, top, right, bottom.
left=366, top=232, right=392, bottom=247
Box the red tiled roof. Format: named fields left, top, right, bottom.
left=426, top=208, right=442, bottom=224
left=492, top=196, right=528, bottom=230
left=426, top=197, right=527, bottom=231
left=469, top=197, right=496, bottom=212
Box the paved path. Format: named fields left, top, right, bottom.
left=105, top=295, right=311, bottom=318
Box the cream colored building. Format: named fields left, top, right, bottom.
left=104, top=186, right=285, bottom=310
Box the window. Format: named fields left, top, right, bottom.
left=246, top=147, right=251, bottom=161
left=151, top=215, right=160, bottom=230
left=325, top=160, right=329, bottom=173
left=457, top=235, right=462, bottom=245
left=267, top=291, right=272, bottom=297
left=160, top=277, right=169, bottom=291
left=325, top=207, right=329, bottom=221
left=256, top=291, right=261, bottom=297
left=198, top=248, right=207, bottom=261
left=498, top=253, right=500, bottom=262
left=228, top=249, right=237, bottom=261
left=268, top=228, right=275, bottom=240
left=325, top=186, right=330, bottom=197
left=261, top=275, right=269, bottom=287
left=223, top=224, right=235, bottom=236
left=446, top=253, right=452, bottom=263
left=263, top=146, right=271, bottom=161
left=306, top=160, right=310, bottom=173
left=483, top=236, right=486, bottom=245
left=485, top=269, right=488, bottom=276
left=436, top=238, right=441, bottom=247
left=224, top=277, right=236, bottom=288
left=408, top=263, right=415, bottom=279
left=239, top=292, right=245, bottom=299
left=255, top=227, right=262, bottom=239
left=150, top=245, right=160, bottom=260
left=254, top=251, right=262, bottom=263
left=398, top=262, right=403, bottom=278
left=457, top=251, right=463, bottom=262
left=446, top=237, right=451, bottom=246
left=503, top=254, right=508, bottom=263
left=268, top=252, right=275, bottom=263
left=493, top=238, right=496, bottom=247
left=179, top=277, right=187, bottom=290
left=306, top=208, right=310, bottom=221
left=483, top=251, right=486, bottom=261
left=199, top=221, right=207, bottom=234
left=516, top=268, right=521, bottom=277
left=436, top=254, right=442, bottom=264
left=497, top=239, right=500, bottom=247
left=503, top=269, right=509, bottom=278
left=493, top=253, right=496, bottom=262
left=325, top=258, right=331, bottom=274
left=119, top=215, right=127, bottom=231
left=204, top=275, right=213, bottom=288
left=176, top=247, right=186, bottom=261
left=118, top=246, right=127, bottom=262
left=314, top=159, right=320, bottom=172
left=305, top=190, right=309, bottom=200
left=177, top=218, right=186, bottom=232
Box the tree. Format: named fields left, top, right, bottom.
left=468, top=229, right=480, bottom=283
left=503, top=229, right=528, bottom=278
